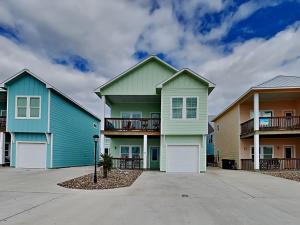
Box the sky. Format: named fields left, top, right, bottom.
left=0, top=0, right=300, bottom=117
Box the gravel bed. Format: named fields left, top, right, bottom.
left=58, top=169, right=142, bottom=190
left=261, top=170, right=300, bottom=182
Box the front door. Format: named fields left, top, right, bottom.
left=285, top=146, right=294, bottom=158
left=150, top=147, right=160, bottom=170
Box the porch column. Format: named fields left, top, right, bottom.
left=0, top=132, right=4, bottom=165
left=100, top=96, right=106, bottom=155
left=254, top=93, right=260, bottom=170
left=143, top=135, right=147, bottom=169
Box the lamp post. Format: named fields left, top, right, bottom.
left=93, top=135, right=99, bottom=184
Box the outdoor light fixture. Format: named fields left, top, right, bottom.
left=93, top=135, right=99, bottom=184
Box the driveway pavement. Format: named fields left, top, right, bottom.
left=1, top=167, right=300, bottom=225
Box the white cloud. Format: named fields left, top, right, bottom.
left=0, top=0, right=299, bottom=118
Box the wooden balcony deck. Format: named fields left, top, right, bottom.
left=104, top=118, right=160, bottom=136
left=241, top=116, right=300, bottom=137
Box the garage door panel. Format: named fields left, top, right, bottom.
left=166, top=145, right=199, bottom=173
left=17, top=143, right=46, bottom=169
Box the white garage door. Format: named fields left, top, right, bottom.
left=166, top=145, right=199, bottom=173
left=17, top=143, right=46, bottom=169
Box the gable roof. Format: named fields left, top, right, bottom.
left=95, top=55, right=178, bottom=95
left=1, top=69, right=100, bottom=121
left=212, top=75, right=300, bottom=122
left=156, top=68, right=215, bottom=94
left=256, top=75, right=300, bottom=88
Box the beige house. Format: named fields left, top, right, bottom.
left=213, top=75, right=300, bottom=170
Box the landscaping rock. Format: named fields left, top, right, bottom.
left=58, top=169, right=142, bottom=190
left=261, top=171, right=300, bottom=182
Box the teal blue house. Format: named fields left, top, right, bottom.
left=0, top=69, right=100, bottom=169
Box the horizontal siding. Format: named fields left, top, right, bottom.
left=214, top=105, right=240, bottom=167
left=7, top=74, right=48, bottom=132
left=50, top=91, right=100, bottom=168
left=162, top=73, right=208, bottom=135
left=101, top=60, right=175, bottom=96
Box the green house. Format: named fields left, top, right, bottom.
left=95, top=56, right=215, bottom=173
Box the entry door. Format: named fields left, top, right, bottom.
left=150, top=147, right=160, bottom=170
left=285, top=146, right=294, bottom=158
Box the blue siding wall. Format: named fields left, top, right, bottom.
left=50, top=91, right=100, bottom=168
left=10, top=133, right=50, bottom=167
left=207, top=133, right=214, bottom=156
left=7, top=74, right=48, bottom=132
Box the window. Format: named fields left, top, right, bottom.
left=186, top=97, right=197, bottom=119
left=16, top=96, right=41, bottom=119
left=120, top=146, right=130, bottom=158
left=172, top=97, right=183, bottom=119
left=104, top=148, right=109, bottom=155
left=131, top=146, right=141, bottom=158
left=251, top=146, right=273, bottom=159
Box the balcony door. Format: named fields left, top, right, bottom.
left=121, top=112, right=142, bottom=129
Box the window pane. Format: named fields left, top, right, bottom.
left=132, top=147, right=140, bottom=158
left=17, top=108, right=27, bottom=117
left=17, top=97, right=27, bottom=107
left=30, top=97, right=40, bottom=107
left=187, top=108, right=196, bottom=118
left=263, top=147, right=273, bottom=159
left=186, top=97, right=197, bottom=107
left=152, top=148, right=158, bottom=161
left=172, top=108, right=182, bottom=119
left=30, top=108, right=40, bottom=118
left=121, top=146, right=129, bottom=158
left=172, top=98, right=183, bottom=108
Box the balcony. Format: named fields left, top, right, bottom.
left=0, top=116, right=6, bottom=132
left=104, top=118, right=160, bottom=136
left=241, top=116, right=300, bottom=136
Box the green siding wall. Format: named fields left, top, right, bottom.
left=111, top=102, right=160, bottom=118
left=7, top=74, right=49, bottom=133
left=101, top=60, right=175, bottom=96
left=160, top=135, right=205, bottom=172
left=10, top=133, right=50, bottom=168
left=50, top=91, right=100, bottom=168
left=161, top=73, right=208, bottom=135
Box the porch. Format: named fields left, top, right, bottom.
left=240, top=136, right=300, bottom=170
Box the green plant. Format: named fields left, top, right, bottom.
left=101, top=153, right=113, bottom=178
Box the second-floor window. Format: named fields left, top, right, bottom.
left=171, top=97, right=198, bottom=119
left=16, top=96, right=41, bottom=119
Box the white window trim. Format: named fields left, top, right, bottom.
left=250, top=145, right=274, bottom=159
left=15, top=96, right=41, bottom=119
left=120, top=145, right=142, bottom=158
left=171, top=96, right=198, bottom=120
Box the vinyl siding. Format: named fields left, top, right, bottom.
left=50, top=91, right=100, bottom=168
left=161, top=72, right=208, bottom=135
left=214, top=105, right=240, bottom=168
left=7, top=74, right=48, bottom=132
left=101, top=59, right=175, bottom=96
left=160, top=135, right=204, bottom=172
left=10, top=133, right=50, bottom=168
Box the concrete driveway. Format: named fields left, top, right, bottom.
left=1, top=167, right=300, bottom=225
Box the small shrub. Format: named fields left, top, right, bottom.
left=101, top=153, right=113, bottom=178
